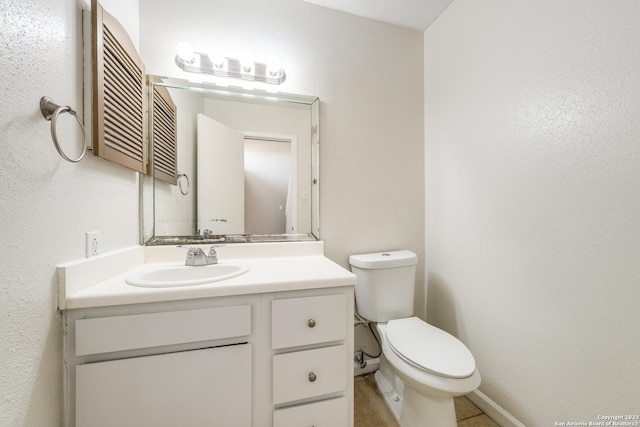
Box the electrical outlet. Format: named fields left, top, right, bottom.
left=85, top=231, right=100, bottom=258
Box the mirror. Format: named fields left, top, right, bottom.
left=141, top=77, right=320, bottom=245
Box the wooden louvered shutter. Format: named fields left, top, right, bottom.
left=92, top=0, right=146, bottom=173
left=151, top=85, right=178, bottom=185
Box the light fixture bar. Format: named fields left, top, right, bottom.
left=175, top=52, right=286, bottom=85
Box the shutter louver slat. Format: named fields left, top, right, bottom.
left=103, top=104, right=143, bottom=143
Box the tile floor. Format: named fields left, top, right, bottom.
left=354, top=374, right=500, bottom=427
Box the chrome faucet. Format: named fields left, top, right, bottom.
left=184, top=246, right=218, bottom=266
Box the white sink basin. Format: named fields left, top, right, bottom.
left=126, top=263, right=250, bottom=288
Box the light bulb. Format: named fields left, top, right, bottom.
left=239, top=50, right=254, bottom=72
left=176, top=42, right=195, bottom=63
left=266, top=56, right=281, bottom=76
left=208, top=47, right=225, bottom=68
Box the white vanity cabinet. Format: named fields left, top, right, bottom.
left=63, top=287, right=354, bottom=427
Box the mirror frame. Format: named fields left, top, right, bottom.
left=141, top=76, right=320, bottom=246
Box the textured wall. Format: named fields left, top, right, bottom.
left=139, top=0, right=426, bottom=321
left=424, top=0, right=640, bottom=425
left=0, top=0, right=139, bottom=425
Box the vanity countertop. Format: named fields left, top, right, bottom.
left=58, top=241, right=356, bottom=310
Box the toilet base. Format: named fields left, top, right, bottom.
left=401, top=386, right=456, bottom=427
left=374, top=370, right=403, bottom=422
left=375, top=359, right=457, bottom=427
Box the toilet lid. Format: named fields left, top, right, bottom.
left=386, top=317, right=476, bottom=379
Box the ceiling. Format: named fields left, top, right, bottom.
left=300, top=0, right=454, bottom=31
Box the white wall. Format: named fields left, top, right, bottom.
left=424, top=1, right=640, bottom=425
left=0, top=0, right=139, bottom=425
left=139, top=1, right=425, bottom=321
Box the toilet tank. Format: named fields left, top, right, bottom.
left=349, top=250, right=417, bottom=322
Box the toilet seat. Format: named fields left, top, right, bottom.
left=386, top=317, right=476, bottom=379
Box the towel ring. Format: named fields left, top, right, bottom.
left=177, top=172, right=190, bottom=195
left=40, top=96, right=86, bottom=163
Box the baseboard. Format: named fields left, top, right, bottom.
left=354, top=357, right=380, bottom=376
left=467, top=389, right=526, bottom=427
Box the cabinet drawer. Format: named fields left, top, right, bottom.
left=273, top=396, right=348, bottom=427
left=273, top=344, right=347, bottom=405
left=272, top=294, right=346, bottom=349
left=76, top=305, right=251, bottom=356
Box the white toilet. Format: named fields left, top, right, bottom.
left=349, top=250, right=481, bottom=427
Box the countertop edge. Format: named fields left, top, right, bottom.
left=59, top=242, right=356, bottom=311
left=63, top=276, right=357, bottom=310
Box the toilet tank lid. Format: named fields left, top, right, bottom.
left=349, top=250, right=417, bottom=269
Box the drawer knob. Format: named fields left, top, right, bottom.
left=307, top=318, right=316, bottom=328
left=308, top=372, right=317, bottom=382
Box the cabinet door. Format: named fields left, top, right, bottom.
left=76, top=344, right=251, bottom=427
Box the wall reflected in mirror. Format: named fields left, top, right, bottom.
left=141, top=77, right=319, bottom=245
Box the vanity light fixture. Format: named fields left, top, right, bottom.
left=239, top=50, right=255, bottom=72
left=207, top=46, right=225, bottom=68
left=266, top=56, right=281, bottom=76
left=174, top=43, right=286, bottom=85
left=176, top=42, right=196, bottom=64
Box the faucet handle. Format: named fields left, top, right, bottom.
left=207, top=246, right=220, bottom=264
left=207, top=244, right=224, bottom=255
left=180, top=246, right=195, bottom=266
